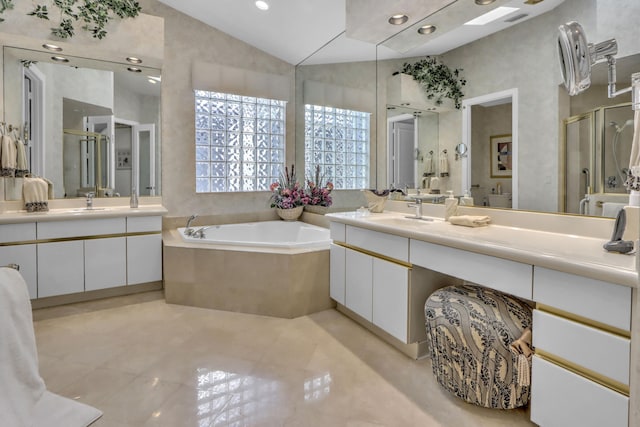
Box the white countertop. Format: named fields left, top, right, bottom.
left=0, top=205, right=167, bottom=224
left=327, top=211, right=638, bottom=288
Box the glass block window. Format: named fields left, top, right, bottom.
left=304, top=104, right=370, bottom=190
left=195, top=90, right=286, bottom=192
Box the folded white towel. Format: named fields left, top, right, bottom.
left=1, top=134, right=17, bottom=176
left=439, top=152, right=449, bottom=177
left=0, top=267, right=103, bottom=427
left=23, top=177, right=49, bottom=212
left=449, top=215, right=491, bottom=227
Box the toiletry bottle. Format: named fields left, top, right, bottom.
left=460, top=191, right=474, bottom=206
left=130, top=187, right=138, bottom=208
left=445, top=190, right=458, bottom=220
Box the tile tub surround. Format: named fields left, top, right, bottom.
left=163, top=229, right=333, bottom=318
left=33, top=294, right=534, bottom=426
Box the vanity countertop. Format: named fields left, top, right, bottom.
left=327, top=211, right=638, bottom=288
left=0, top=205, right=167, bottom=224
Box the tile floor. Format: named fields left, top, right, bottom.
left=33, top=292, right=535, bottom=427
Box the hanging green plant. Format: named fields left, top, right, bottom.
left=400, top=56, right=467, bottom=109
left=0, top=0, right=141, bottom=39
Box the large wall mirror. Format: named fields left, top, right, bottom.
left=3, top=47, right=161, bottom=199
left=295, top=0, right=640, bottom=218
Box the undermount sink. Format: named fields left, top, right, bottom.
left=366, top=215, right=435, bottom=228
left=69, top=207, right=108, bottom=212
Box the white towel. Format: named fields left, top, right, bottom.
left=439, top=152, right=449, bottom=177
left=15, top=138, right=28, bottom=177
left=424, top=154, right=434, bottom=176
left=1, top=134, right=17, bottom=176
left=449, top=215, right=491, bottom=227
left=0, top=267, right=103, bottom=427
left=23, top=177, right=49, bottom=212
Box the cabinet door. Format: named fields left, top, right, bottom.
left=85, top=237, right=126, bottom=291
left=345, top=248, right=373, bottom=322
left=37, top=241, right=84, bottom=297
left=531, top=356, right=628, bottom=427
left=372, top=258, right=409, bottom=343
left=329, top=244, right=346, bottom=305
left=127, top=234, right=162, bottom=285
left=0, top=244, right=37, bottom=299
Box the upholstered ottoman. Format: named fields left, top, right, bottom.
left=424, top=284, right=533, bottom=409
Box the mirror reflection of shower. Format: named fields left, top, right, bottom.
left=608, top=119, right=634, bottom=188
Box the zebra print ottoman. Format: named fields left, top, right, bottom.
left=424, top=284, right=533, bottom=409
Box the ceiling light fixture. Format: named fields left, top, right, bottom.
left=42, top=43, right=62, bottom=52
left=464, top=6, right=520, bottom=25
left=51, top=56, right=69, bottom=63
left=126, top=56, right=142, bottom=64
left=127, top=66, right=142, bottom=73
left=388, top=14, right=409, bottom=25
left=475, top=0, right=496, bottom=5
left=255, top=1, right=269, bottom=11
left=418, top=25, right=437, bottom=35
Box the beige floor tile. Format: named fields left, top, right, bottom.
left=32, top=293, right=535, bottom=427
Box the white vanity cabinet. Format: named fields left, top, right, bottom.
left=0, top=223, right=37, bottom=298
left=531, top=267, right=631, bottom=427
left=84, top=237, right=127, bottom=291
left=37, top=240, right=85, bottom=297
left=126, top=216, right=163, bottom=285
left=329, top=243, right=346, bottom=305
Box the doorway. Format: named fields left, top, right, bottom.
left=387, top=113, right=417, bottom=189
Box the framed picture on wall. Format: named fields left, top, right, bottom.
left=490, top=134, right=512, bottom=178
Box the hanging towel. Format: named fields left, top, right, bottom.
left=23, top=177, right=49, bottom=212
left=439, top=151, right=449, bottom=177
left=424, top=153, right=435, bottom=176
left=15, top=136, right=28, bottom=177
left=1, top=134, right=17, bottom=177
left=448, top=215, right=491, bottom=227
left=509, top=328, right=533, bottom=387
left=0, top=267, right=103, bottom=427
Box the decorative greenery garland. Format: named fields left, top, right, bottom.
left=400, top=56, right=466, bottom=109
left=0, top=0, right=141, bottom=39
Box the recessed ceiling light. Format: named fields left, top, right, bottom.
left=255, top=1, right=269, bottom=11
left=464, top=6, right=520, bottom=25
left=126, top=56, right=142, bottom=64
left=388, top=14, right=409, bottom=25
left=475, top=0, right=496, bottom=5
left=418, top=25, right=437, bottom=35
left=51, top=56, right=69, bottom=63
left=127, top=66, right=142, bottom=73
left=42, top=43, right=62, bottom=52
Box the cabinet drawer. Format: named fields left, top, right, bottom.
left=533, top=267, right=631, bottom=332
left=533, top=310, right=630, bottom=386
left=0, top=223, right=36, bottom=243
left=127, top=216, right=162, bottom=233
left=38, top=218, right=126, bottom=239
left=346, top=226, right=408, bottom=262
left=330, top=222, right=346, bottom=242
left=531, top=356, right=628, bottom=427
left=410, top=240, right=532, bottom=300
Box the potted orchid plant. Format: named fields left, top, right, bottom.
left=304, top=165, right=333, bottom=214
left=269, top=164, right=307, bottom=220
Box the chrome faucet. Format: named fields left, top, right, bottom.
left=86, top=192, right=94, bottom=209
left=407, top=197, right=423, bottom=219
left=185, top=214, right=198, bottom=236
left=192, top=226, right=212, bottom=239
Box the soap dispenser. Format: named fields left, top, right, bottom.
left=460, top=191, right=474, bottom=206
left=445, top=190, right=458, bottom=220
left=130, top=187, right=138, bottom=208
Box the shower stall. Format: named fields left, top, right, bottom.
left=562, top=102, right=634, bottom=214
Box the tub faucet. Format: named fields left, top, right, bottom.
left=192, top=226, right=212, bottom=239
left=407, top=198, right=423, bottom=219
left=185, top=214, right=198, bottom=236
left=86, top=192, right=94, bottom=209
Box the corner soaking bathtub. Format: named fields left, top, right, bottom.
left=177, top=220, right=330, bottom=249
left=164, top=220, right=334, bottom=318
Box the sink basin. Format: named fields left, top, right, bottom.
left=69, top=207, right=108, bottom=212
left=366, top=215, right=435, bottom=228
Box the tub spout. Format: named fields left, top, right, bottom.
left=185, top=214, right=198, bottom=236
left=193, top=226, right=212, bottom=239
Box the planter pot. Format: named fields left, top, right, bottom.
left=276, top=206, right=304, bottom=221
left=304, top=205, right=329, bottom=215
